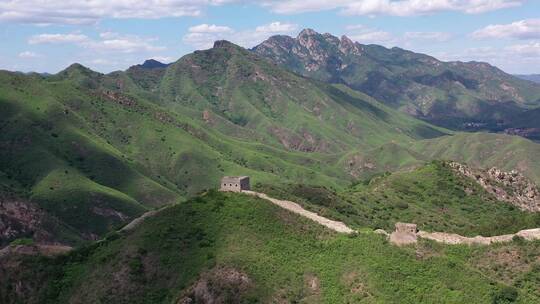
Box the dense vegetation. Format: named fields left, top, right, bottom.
left=1, top=191, right=539, bottom=303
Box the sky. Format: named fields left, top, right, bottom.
left=0, top=0, right=539, bottom=74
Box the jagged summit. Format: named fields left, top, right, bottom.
left=138, top=59, right=169, bottom=69
left=297, top=28, right=318, bottom=38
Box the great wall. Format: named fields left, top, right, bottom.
left=241, top=190, right=540, bottom=246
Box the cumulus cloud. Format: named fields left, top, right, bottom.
left=28, top=32, right=166, bottom=54
left=434, top=43, right=540, bottom=74
left=472, top=19, right=540, bottom=40
left=345, top=25, right=395, bottom=45
left=28, top=33, right=89, bottom=44
left=506, top=42, right=540, bottom=57
left=188, top=24, right=234, bottom=33
left=262, top=0, right=523, bottom=15
left=255, top=21, right=298, bottom=33
left=0, top=0, right=231, bottom=25
left=183, top=21, right=298, bottom=49
left=18, top=51, right=41, bottom=58
left=404, top=31, right=452, bottom=42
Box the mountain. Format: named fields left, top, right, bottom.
left=0, top=40, right=449, bottom=246
left=2, top=38, right=540, bottom=303
left=515, top=74, right=540, bottom=84
left=137, top=59, right=170, bottom=69
left=2, top=191, right=539, bottom=303
left=252, top=29, right=540, bottom=135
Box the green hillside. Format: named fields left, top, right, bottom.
left=3, top=39, right=540, bottom=247
left=0, top=41, right=451, bottom=245
left=412, top=133, right=540, bottom=184
left=2, top=191, right=539, bottom=303
left=256, top=161, right=540, bottom=237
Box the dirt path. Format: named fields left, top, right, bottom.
left=120, top=209, right=160, bottom=232
left=242, top=191, right=355, bottom=234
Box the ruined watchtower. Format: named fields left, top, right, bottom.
left=220, top=176, right=250, bottom=192
left=389, top=222, right=418, bottom=246
left=395, top=222, right=418, bottom=234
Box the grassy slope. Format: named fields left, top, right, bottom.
left=0, top=43, right=451, bottom=243
left=2, top=42, right=540, bottom=246
left=3, top=191, right=539, bottom=304
left=256, top=161, right=540, bottom=237
left=412, top=133, right=540, bottom=185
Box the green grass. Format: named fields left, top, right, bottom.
left=4, top=191, right=539, bottom=303
left=256, top=161, right=540, bottom=237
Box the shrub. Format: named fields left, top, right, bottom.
left=10, top=237, right=34, bottom=246
left=492, top=286, right=518, bottom=304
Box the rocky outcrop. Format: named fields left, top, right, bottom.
left=0, top=198, right=58, bottom=247
left=449, top=162, right=540, bottom=212
left=178, top=267, right=252, bottom=304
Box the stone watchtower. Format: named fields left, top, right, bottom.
left=220, top=176, right=250, bottom=192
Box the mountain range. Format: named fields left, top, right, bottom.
left=2, top=29, right=540, bottom=304
left=253, top=29, right=540, bottom=138
left=515, top=74, right=540, bottom=84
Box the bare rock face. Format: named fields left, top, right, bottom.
left=449, top=162, right=540, bottom=212
left=178, top=267, right=252, bottom=304
left=0, top=198, right=55, bottom=247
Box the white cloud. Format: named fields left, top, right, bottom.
left=28, top=33, right=89, bottom=44
left=506, top=42, right=540, bottom=57
left=0, top=0, right=525, bottom=25
left=18, top=51, right=41, bottom=58
left=255, top=21, right=298, bottom=33
left=0, top=0, right=232, bottom=25
left=188, top=24, right=233, bottom=33
left=183, top=21, right=298, bottom=49
left=345, top=25, right=395, bottom=45
left=472, top=19, right=540, bottom=40
left=263, top=0, right=523, bottom=16
left=434, top=43, right=540, bottom=74
left=404, top=31, right=452, bottom=42
left=28, top=32, right=166, bottom=54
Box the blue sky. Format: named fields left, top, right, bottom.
left=0, top=0, right=539, bottom=74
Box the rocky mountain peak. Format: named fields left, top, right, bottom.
left=297, top=28, right=319, bottom=39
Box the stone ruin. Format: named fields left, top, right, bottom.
left=389, top=222, right=418, bottom=246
